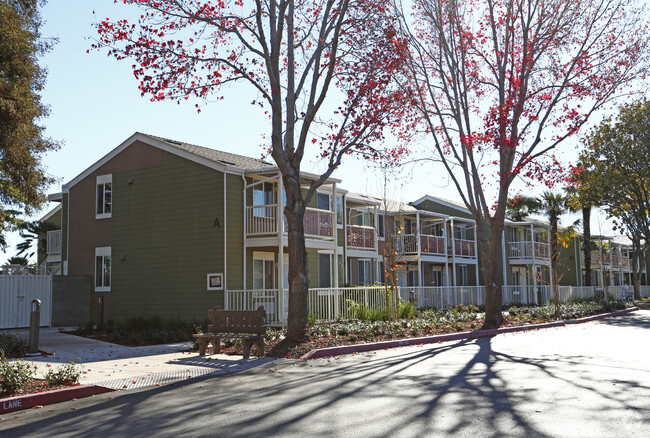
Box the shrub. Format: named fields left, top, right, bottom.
left=0, top=354, right=35, bottom=394
left=45, top=361, right=82, bottom=387
left=0, top=333, right=27, bottom=358
left=399, top=301, right=415, bottom=319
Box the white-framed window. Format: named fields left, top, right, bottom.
left=336, top=194, right=343, bottom=227
left=407, top=269, right=419, bottom=287
left=318, top=253, right=334, bottom=288
left=253, top=252, right=275, bottom=290
left=404, top=219, right=416, bottom=235
left=457, top=264, right=468, bottom=286
left=350, top=209, right=371, bottom=227
left=95, top=247, right=111, bottom=292
left=96, top=175, right=112, bottom=219
left=377, top=214, right=385, bottom=239
left=253, top=182, right=275, bottom=218
left=358, top=259, right=372, bottom=285
left=317, top=192, right=332, bottom=211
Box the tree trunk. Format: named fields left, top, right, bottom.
left=284, top=178, right=310, bottom=341
left=480, top=220, right=504, bottom=330
left=583, top=207, right=592, bottom=286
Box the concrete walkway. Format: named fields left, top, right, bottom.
left=4, top=328, right=278, bottom=390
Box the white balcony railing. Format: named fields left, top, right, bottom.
left=46, top=230, right=62, bottom=255
left=246, top=204, right=279, bottom=235
left=508, top=241, right=550, bottom=260
left=245, top=205, right=334, bottom=239
left=393, top=234, right=446, bottom=255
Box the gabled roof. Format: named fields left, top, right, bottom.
left=145, top=134, right=276, bottom=171
left=504, top=218, right=550, bottom=228
left=411, top=195, right=472, bottom=215
left=40, top=204, right=61, bottom=222
left=62, top=132, right=277, bottom=191
left=61, top=132, right=344, bottom=192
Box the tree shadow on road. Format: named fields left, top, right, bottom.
left=3, top=324, right=649, bottom=437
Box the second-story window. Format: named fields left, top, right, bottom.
left=377, top=214, right=385, bottom=239
left=317, top=192, right=332, bottom=211
left=336, top=195, right=343, bottom=226
left=351, top=209, right=371, bottom=227
left=96, top=175, right=112, bottom=219
left=253, top=182, right=275, bottom=217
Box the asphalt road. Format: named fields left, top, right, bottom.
left=2, top=311, right=649, bottom=437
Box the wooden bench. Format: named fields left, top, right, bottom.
left=193, top=306, right=266, bottom=359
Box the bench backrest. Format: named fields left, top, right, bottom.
left=207, top=307, right=266, bottom=335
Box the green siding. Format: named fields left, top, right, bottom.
left=413, top=199, right=474, bottom=220
left=110, top=153, right=226, bottom=321
left=225, top=173, right=244, bottom=290
left=308, top=249, right=319, bottom=288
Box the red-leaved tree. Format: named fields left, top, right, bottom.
left=396, top=0, right=648, bottom=328
left=93, top=0, right=409, bottom=341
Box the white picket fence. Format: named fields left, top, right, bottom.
left=0, top=275, right=52, bottom=329
left=226, top=284, right=650, bottom=327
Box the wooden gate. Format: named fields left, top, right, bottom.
left=0, top=275, right=52, bottom=329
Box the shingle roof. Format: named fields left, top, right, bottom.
left=143, top=133, right=276, bottom=171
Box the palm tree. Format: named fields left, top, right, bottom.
left=16, top=220, right=58, bottom=262
left=506, top=195, right=541, bottom=222
left=538, top=191, right=569, bottom=318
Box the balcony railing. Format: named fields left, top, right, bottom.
left=454, top=238, right=476, bottom=257
left=46, top=230, right=62, bottom=255
left=245, top=205, right=334, bottom=239
left=347, top=225, right=376, bottom=249
left=588, top=249, right=611, bottom=266
left=508, top=241, right=550, bottom=260
left=246, top=204, right=279, bottom=235
left=284, top=208, right=333, bottom=238
left=393, top=234, right=446, bottom=255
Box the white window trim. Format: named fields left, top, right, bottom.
left=96, top=174, right=112, bottom=219
left=95, top=246, right=111, bottom=292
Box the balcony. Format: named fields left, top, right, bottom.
left=245, top=205, right=334, bottom=239
left=347, top=225, right=376, bottom=249
left=508, top=241, right=550, bottom=261
left=454, top=238, right=476, bottom=258
left=46, top=230, right=62, bottom=255
left=586, top=249, right=611, bottom=266
left=394, top=234, right=446, bottom=255
left=285, top=208, right=333, bottom=238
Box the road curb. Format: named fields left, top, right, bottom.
left=301, top=308, right=639, bottom=360
left=0, top=385, right=115, bottom=415
left=563, top=306, right=638, bottom=324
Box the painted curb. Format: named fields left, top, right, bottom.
left=0, top=385, right=115, bottom=415
left=301, top=308, right=639, bottom=360
left=563, top=307, right=638, bottom=324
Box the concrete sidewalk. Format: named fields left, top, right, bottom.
left=4, top=328, right=277, bottom=390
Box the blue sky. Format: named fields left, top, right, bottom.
left=1, top=0, right=627, bottom=263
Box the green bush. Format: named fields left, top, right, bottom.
left=74, top=317, right=207, bottom=346
left=399, top=301, right=415, bottom=319
left=0, top=333, right=27, bottom=357
left=0, top=354, right=35, bottom=394
left=45, top=361, right=82, bottom=387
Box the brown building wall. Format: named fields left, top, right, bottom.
left=66, top=141, right=164, bottom=322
